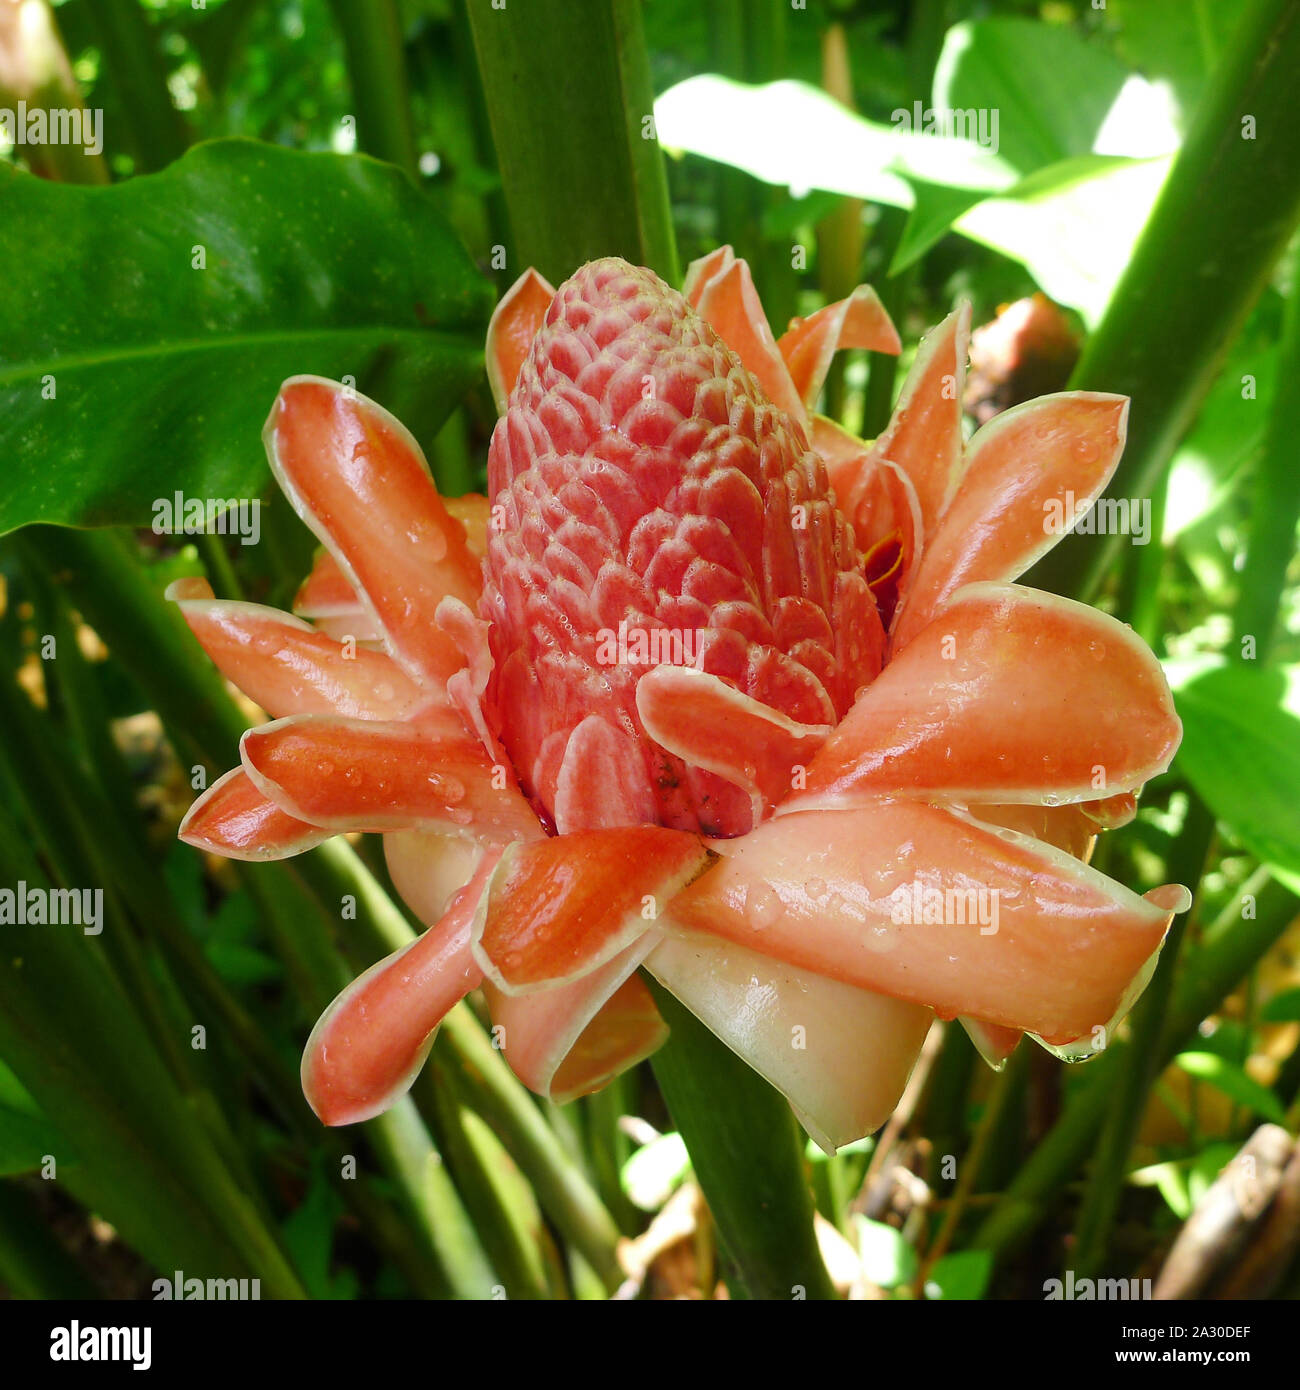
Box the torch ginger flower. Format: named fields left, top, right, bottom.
left=171, top=248, right=1187, bottom=1152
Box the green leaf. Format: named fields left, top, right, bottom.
left=934, top=18, right=1129, bottom=173
left=654, top=75, right=1015, bottom=207
left=1165, top=345, right=1276, bottom=541
left=0, top=139, right=493, bottom=533
left=1260, top=987, right=1300, bottom=1023
left=1174, top=1051, right=1286, bottom=1125
left=923, top=1248, right=993, bottom=1301
left=853, top=1215, right=917, bottom=1290
left=0, top=1104, right=76, bottom=1177
left=281, top=1163, right=356, bottom=1300
left=954, top=154, right=1171, bottom=324
left=1174, top=664, right=1300, bottom=881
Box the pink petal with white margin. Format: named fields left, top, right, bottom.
left=779, top=286, right=901, bottom=411
left=781, top=583, right=1180, bottom=811
left=893, top=393, right=1128, bottom=650
left=681, top=245, right=735, bottom=308
left=470, top=827, right=711, bottom=994
left=302, top=856, right=495, bottom=1126
left=647, top=929, right=932, bottom=1152
left=694, top=259, right=809, bottom=427
left=865, top=303, right=970, bottom=537
left=167, top=584, right=430, bottom=721
left=179, top=766, right=331, bottom=861
left=240, top=714, right=543, bottom=844
left=485, top=943, right=667, bottom=1103
left=265, top=377, right=480, bottom=687
left=636, top=665, right=830, bottom=826
left=668, top=801, right=1183, bottom=1044
left=486, top=268, right=556, bottom=413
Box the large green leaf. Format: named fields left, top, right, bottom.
left=1174, top=663, right=1300, bottom=886
left=0, top=139, right=493, bottom=533
left=934, top=18, right=1129, bottom=174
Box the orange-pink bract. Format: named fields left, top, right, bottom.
left=172, top=248, right=1187, bottom=1152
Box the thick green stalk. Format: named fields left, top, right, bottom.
left=425, top=1058, right=554, bottom=1300
left=1027, top=0, right=1300, bottom=602
left=646, top=982, right=836, bottom=1300
left=326, top=0, right=419, bottom=178
left=84, top=0, right=190, bottom=171
left=1233, top=272, right=1300, bottom=660
left=465, top=0, right=677, bottom=283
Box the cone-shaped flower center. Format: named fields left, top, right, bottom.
left=481, top=258, right=883, bottom=836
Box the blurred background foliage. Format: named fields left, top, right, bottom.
left=0, top=0, right=1298, bottom=1300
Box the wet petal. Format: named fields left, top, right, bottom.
left=179, top=767, right=331, bottom=861
left=240, top=714, right=542, bottom=844
left=783, top=583, right=1180, bottom=810
left=636, top=665, right=831, bottom=824
left=681, top=244, right=735, bottom=308
left=471, top=827, right=711, bottom=994
left=865, top=303, right=970, bottom=537
left=648, top=930, right=932, bottom=1152
left=552, top=714, right=658, bottom=833
left=486, top=268, right=556, bottom=413
left=961, top=1018, right=1022, bottom=1070
left=694, top=258, right=808, bottom=426
left=668, top=801, right=1181, bottom=1043
left=168, top=585, right=430, bottom=721
left=485, top=950, right=666, bottom=1102
left=384, top=829, right=486, bottom=925
left=779, top=286, right=900, bottom=410
left=894, top=393, right=1128, bottom=648
left=302, top=858, right=494, bottom=1126
left=293, top=547, right=364, bottom=619
left=265, top=377, right=480, bottom=686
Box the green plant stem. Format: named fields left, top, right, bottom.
left=646, top=981, right=836, bottom=1300
left=1233, top=271, right=1300, bottom=661
left=84, top=0, right=190, bottom=171
left=1027, top=0, right=1300, bottom=603
left=326, top=0, right=419, bottom=178
left=425, top=1058, right=553, bottom=1300
left=466, top=0, right=677, bottom=283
